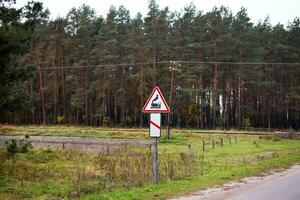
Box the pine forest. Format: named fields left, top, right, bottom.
left=1, top=0, right=300, bottom=130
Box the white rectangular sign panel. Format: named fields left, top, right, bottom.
left=150, top=113, right=161, bottom=137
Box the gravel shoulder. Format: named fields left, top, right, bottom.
left=0, top=135, right=152, bottom=153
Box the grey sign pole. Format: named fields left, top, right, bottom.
left=153, top=137, right=158, bottom=184
left=142, top=86, right=170, bottom=185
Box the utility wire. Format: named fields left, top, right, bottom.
left=38, top=60, right=300, bottom=70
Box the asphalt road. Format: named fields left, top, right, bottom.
left=171, top=165, right=300, bottom=200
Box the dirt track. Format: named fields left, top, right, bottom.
left=0, top=135, right=152, bottom=153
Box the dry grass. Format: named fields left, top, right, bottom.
left=0, top=145, right=202, bottom=199
left=1, top=125, right=300, bottom=199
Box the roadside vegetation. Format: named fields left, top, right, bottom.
left=0, top=126, right=300, bottom=199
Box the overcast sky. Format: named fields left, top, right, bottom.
left=14, top=0, right=299, bottom=26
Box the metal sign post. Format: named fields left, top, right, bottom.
left=150, top=113, right=161, bottom=184
left=142, top=86, right=170, bottom=184
left=153, top=137, right=158, bottom=184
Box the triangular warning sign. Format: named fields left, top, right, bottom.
left=142, top=86, right=170, bottom=113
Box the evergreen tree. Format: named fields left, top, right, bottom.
left=0, top=1, right=299, bottom=129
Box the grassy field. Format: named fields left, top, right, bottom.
left=0, top=125, right=274, bottom=139
left=0, top=125, right=300, bottom=200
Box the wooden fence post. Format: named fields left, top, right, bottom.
left=188, top=144, right=192, bottom=156
left=106, top=145, right=110, bottom=155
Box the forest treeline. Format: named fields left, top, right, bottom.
left=1, top=0, right=300, bottom=129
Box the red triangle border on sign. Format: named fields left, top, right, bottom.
left=142, top=86, right=170, bottom=113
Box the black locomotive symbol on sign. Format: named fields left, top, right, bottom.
left=150, top=95, right=161, bottom=109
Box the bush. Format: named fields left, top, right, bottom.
left=244, top=117, right=251, bottom=127
left=5, top=138, right=33, bottom=157
left=57, top=115, right=64, bottom=124
left=18, top=139, right=33, bottom=153
left=5, top=139, right=18, bottom=157
left=102, top=117, right=111, bottom=127
left=124, top=116, right=133, bottom=127
left=259, top=135, right=281, bottom=142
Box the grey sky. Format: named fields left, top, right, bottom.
left=14, top=0, right=299, bottom=25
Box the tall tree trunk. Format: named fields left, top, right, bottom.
left=212, top=64, right=219, bottom=128
left=62, top=63, right=66, bottom=122
left=120, top=48, right=126, bottom=126
left=152, top=48, right=157, bottom=86
left=139, top=62, right=145, bottom=127
left=51, top=33, right=59, bottom=124
left=198, top=45, right=205, bottom=128
left=38, top=68, right=46, bottom=125
left=237, top=75, right=241, bottom=128
left=34, top=33, right=46, bottom=125
left=85, top=69, right=89, bottom=125
left=198, top=73, right=204, bottom=128
left=166, top=67, right=174, bottom=138
left=29, top=83, right=35, bottom=124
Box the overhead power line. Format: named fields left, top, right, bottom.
left=38, top=60, right=300, bottom=70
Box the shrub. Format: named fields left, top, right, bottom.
left=57, top=115, right=64, bottom=124
left=253, top=140, right=260, bottom=148
left=18, top=139, right=33, bottom=153
left=124, top=116, right=133, bottom=127
left=259, top=135, right=281, bottom=142
left=102, top=117, right=111, bottom=127
left=244, top=117, right=251, bottom=127
left=5, top=139, right=18, bottom=158
left=5, top=138, right=33, bottom=157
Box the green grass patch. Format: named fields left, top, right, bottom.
left=0, top=125, right=300, bottom=199
left=83, top=151, right=300, bottom=200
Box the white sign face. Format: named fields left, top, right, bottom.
left=150, top=113, right=161, bottom=137
left=142, top=86, right=170, bottom=113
